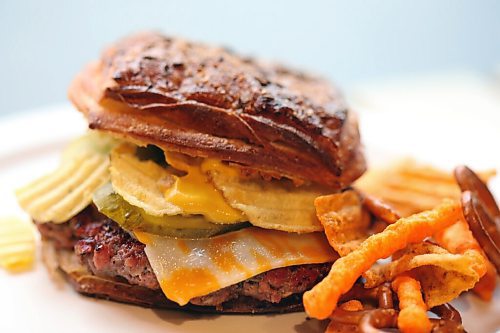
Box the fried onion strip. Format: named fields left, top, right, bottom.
left=303, top=199, right=461, bottom=319
left=434, top=217, right=497, bottom=300
left=470, top=260, right=497, bottom=301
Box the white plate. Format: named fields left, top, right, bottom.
left=0, top=105, right=499, bottom=333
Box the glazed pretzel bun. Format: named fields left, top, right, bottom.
left=69, top=32, right=365, bottom=188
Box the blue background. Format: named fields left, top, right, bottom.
left=1, top=0, right=499, bottom=114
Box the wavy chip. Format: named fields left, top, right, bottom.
left=16, top=131, right=117, bottom=223
left=0, top=217, right=36, bottom=272
left=204, top=160, right=330, bottom=233
left=61, top=131, right=119, bottom=161
left=110, top=146, right=334, bottom=229
left=355, top=159, right=496, bottom=216
left=109, top=144, right=181, bottom=216
left=364, top=243, right=485, bottom=308
left=314, top=190, right=371, bottom=256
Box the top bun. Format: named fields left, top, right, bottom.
left=69, top=32, right=365, bottom=188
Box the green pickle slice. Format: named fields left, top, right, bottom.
left=93, top=183, right=249, bottom=239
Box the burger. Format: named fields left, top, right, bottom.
left=16, top=32, right=365, bottom=313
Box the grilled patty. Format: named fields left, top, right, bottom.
left=37, top=206, right=331, bottom=309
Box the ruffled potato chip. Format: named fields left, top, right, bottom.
left=61, top=131, right=119, bottom=162
left=109, top=144, right=181, bottom=216
left=314, top=190, right=371, bottom=256
left=204, top=159, right=331, bottom=233
left=355, top=159, right=496, bottom=217
left=364, top=243, right=485, bottom=308
left=109, top=145, right=329, bottom=230
left=0, top=217, right=36, bottom=272
left=16, top=131, right=117, bottom=223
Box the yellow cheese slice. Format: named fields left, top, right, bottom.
left=135, top=228, right=337, bottom=305
left=109, top=145, right=245, bottom=223
left=164, top=152, right=246, bottom=223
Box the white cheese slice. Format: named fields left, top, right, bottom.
left=135, top=228, right=337, bottom=305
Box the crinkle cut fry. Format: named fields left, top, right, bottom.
left=303, top=199, right=461, bottom=320
left=355, top=159, right=496, bottom=217
left=392, top=275, right=431, bottom=333
left=434, top=218, right=497, bottom=300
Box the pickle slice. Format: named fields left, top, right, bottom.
left=93, top=184, right=249, bottom=239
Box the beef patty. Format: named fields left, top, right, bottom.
left=37, top=206, right=332, bottom=311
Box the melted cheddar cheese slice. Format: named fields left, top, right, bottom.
left=164, top=152, right=245, bottom=223
left=135, top=228, right=337, bottom=305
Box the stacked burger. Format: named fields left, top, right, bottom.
left=16, top=32, right=365, bottom=313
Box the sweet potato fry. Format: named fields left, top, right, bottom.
left=303, top=199, right=461, bottom=320
left=392, top=275, right=431, bottom=333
